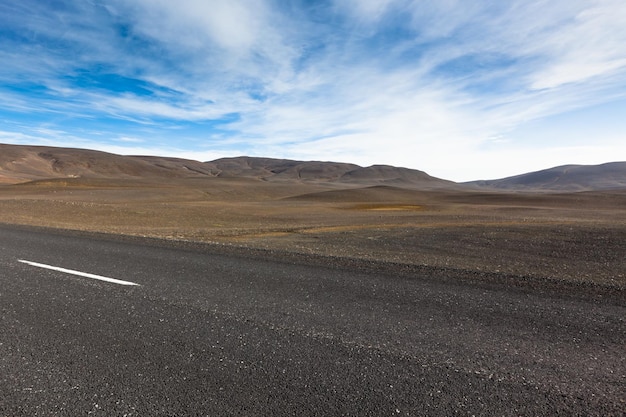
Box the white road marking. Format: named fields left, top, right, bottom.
left=18, top=260, right=140, bottom=286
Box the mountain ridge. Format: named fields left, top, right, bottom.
left=465, top=162, right=626, bottom=191
left=0, top=144, right=454, bottom=189
left=1, top=143, right=625, bottom=191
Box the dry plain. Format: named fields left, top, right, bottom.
left=1, top=175, right=624, bottom=291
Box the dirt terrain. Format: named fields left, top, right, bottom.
left=1, top=175, right=624, bottom=290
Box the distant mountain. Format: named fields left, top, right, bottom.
left=466, top=162, right=626, bottom=191
left=203, top=156, right=361, bottom=182
left=2, top=144, right=624, bottom=191
left=337, top=164, right=450, bottom=187
left=0, top=144, right=453, bottom=189
left=0, top=144, right=218, bottom=183
left=205, top=157, right=456, bottom=188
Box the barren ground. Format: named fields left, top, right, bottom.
left=1, top=177, right=624, bottom=289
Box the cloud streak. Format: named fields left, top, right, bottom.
left=0, top=0, right=624, bottom=180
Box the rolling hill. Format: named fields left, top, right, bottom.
left=205, top=157, right=456, bottom=188
left=1, top=143, right=625, bottom=191
left=466, top=162, right=626, bottom=191
left=0, top=144, right=218, bottom=183
left=0, top=144, right=455, bottom=189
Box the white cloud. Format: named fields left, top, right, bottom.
left=521, top=0, right=626, bottom=89
left=115, top=0, right=296, bottom=80
left=147, top=0, right=265, bottom=50
left=117, top=136, right=145, bottom=144
left=333, top=0, right=395, bottom=23
left=95, top=94, right=231, bottom=121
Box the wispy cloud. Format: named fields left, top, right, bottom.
left=0, top=0, right=624, bottom=180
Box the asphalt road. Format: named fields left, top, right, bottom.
left=0, top=225, right=624, bottom=416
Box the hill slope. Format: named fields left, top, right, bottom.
left=0, top=144, right=454, bottom=189
left=206, top=157, right=456, bottom=188
left=203, top=157, right=361, bottom=181
left=2, top=144, right=625, bottom=191
left=0, top=144, right=218, bottom=183
left=466, top=162, right=626, bottom=191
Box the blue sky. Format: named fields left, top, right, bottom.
left=1, top=0, right=625, bottom=181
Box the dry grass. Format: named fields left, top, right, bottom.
left=1, top=177, right=625, bottom=287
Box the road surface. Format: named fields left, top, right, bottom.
left=0, top=225, right=624, bottom=416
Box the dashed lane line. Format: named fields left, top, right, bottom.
left=18, top=259, right=140, bottom=286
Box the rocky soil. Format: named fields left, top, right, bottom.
left=1, top=177, right=624, bottom=295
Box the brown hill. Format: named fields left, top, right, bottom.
left=0, top=144, right=455, bottom=189
left=337, top=164, right=456, bottom=188
left=0, top=144, right=218, bottom=183
left=206, top=157, right=456, bottom=188
left=466, top=162, right=626, bottom=191
left=204, top=157, right=361, bottom=181
left=4, top=143, right=623, bottom=191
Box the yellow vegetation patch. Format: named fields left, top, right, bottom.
left=350, top=204, right=423, bottom=211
